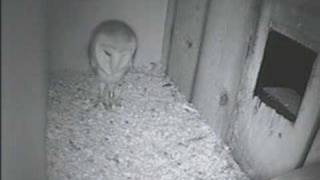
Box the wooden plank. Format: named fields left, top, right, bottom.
left=167, top=0, right=209, bottom=100
left=272, top=163, right=320, bottom=180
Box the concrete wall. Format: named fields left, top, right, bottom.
left=166, top=0, right=320, bottom=179
left=167, top=0, right=209, bottom=99
left=1, top=0, right=48, bottom=179
left=166, top=0, right=209, bottom=100
left=48, top=0, right=168, bottom=72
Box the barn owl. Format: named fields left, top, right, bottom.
left=89, top=20, right=137, bottom=109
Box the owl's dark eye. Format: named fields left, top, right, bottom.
left=104, top=50, right=111, bottom=57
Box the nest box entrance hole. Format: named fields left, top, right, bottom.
left=254, top=30, right=317, bottom=122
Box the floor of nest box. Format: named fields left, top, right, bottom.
left=46, top=70, right=249, bottom=180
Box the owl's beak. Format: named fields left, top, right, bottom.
left=110, top=52, right=120, bottom=71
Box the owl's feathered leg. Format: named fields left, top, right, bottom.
left=93, top=82, right=112, bottom=110
left=94, top=83, right=121, bottom=110
left=94, top=83, right=104, bottom=107
left=108, top=84, right=121, bottom=108
left=102, top=84, right=113, bottom=110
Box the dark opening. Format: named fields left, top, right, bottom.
left=254, top=30, right=317, bottom=122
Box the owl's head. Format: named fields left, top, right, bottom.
left=89, top=20, right=137, bottom=73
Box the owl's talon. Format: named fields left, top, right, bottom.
left=93, top=102, right=99, bottom=108
left=112, top=98, right=121, bottom=107
left=102, top=101, right=112, bottom=110
left=92, top=98, right=101, bottom=108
